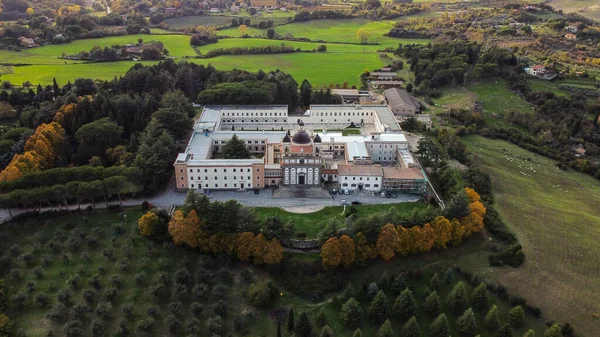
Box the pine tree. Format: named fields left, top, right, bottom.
left=368, top=290, right=388, bottom=324
left=391, top=273, right=407, bottom=295
left=484, top=305, right=501, bottom=331
left=340, top=297, right=362, bottom=328
left=443, top=267, right=454, bottom=284
left=523, top=329, right=536, bottom=337
left=353, top=328, right=363, bottom=337
left=456, top=308, right=479, bottom=337
left=222, top=134, right=251, bottom=159
left=508, top=306, right=525, bottom=328
left=544, top=323, right=562, bottom=337
left=423, top=290, right=441, bottom=317
left=287, top=306, right=295, bottom=331
left=496, top=323, right=514, bottom=337
left=447, top=282, right=470, bottom=313
left=295, top=312, right=312, bottom=337
left=471, top=283, right=490, bottom=311
left=430, top=313, right=450, bottom=337
left=316, top=308, right=327, bottom=326
left=377, top=319, right=394, bottom=337
left=430, top=273, right=441, bottom=290
left=378, top=271, right=391, bottom=289
left=400, top=316, right=420, bottom=337
left=393, top=288, right=417, bottom=321
left=319, top=325, right=333, bottom=337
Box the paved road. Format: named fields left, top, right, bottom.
left=0, top=183, right=422, bottom=224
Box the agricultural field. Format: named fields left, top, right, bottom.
left=0, top=207, right=548, bottom=337
left=253, top=202, right=428, bottom=237
left=462, top=135, right=600, bottom=337
left=164, top=15, right=239, bottom=29
left=528, top=77, right=600, bottom=102
left=548, top=0, right=600, bottom=21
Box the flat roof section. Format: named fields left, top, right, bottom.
left=185, top=131, right=286, bottom=162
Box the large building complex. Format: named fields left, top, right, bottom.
left=174, top=105, right=427, bottom=194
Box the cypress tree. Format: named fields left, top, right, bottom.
left=353, top=328, right=363, bottom=337
left=508, top=306, right=525, bottom=328
left=295, top=312, right=312, bottom=337
left=443, top=267, right=454, bottom=284
left=430, top=313, right=450, bottom=337
left=340, top=297, right=362, bottom=328
left=430, top=273, right=441, bottom=290
left=544, top=323, right=562, bottom=337
left=423, top=290, right=441, bottom=317
left=316, top=308, right=327, bottom=326
left=400, top=316, right=420, bottom=337
left=471, top=283, right=490, bottom=311
left=393, top=288, right=417, bottom=321
left=368, top=290, right=388, bottom=324
left=484, top=305, right=501, bottom=331
left=377, top=319, right=394, bottom=337
left=496, top=323, right=514, bottom=337
left=287, top=306, right=295, bottom=331
left=456, top=308, right=479, bottom=337
left=391, top=273, right=407, bottom=295
left=447, top=282, right=470, bottom=313
left=319, top=325, right=333, bottom=337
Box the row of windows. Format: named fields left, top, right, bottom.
left=317, top=112, right=373, bottom=117
left=189, top=183, right=253, bottom=188
left=224, top=112, right=286, bottom=117
left=343, top=176, right=379, bottom=181
left=214, top=140, right=265, bottom=144
left=186, top=168, right=252, bottom=173
left=370, top=144, right=399, bottom=149
left=223, top=119, right=287, bottom=123
left=189, top=176, right=252, bottom=181
left=342, top=183, right=379, bottom=188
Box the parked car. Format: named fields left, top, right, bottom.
left=341, top=199, right=349, bottom=205
left=385, top=192, right=391, bottom=198
left=204, top=189, right=211, bottom=195
left=254, top=189, right=259, bottom=194
left=381, top=192, right=386, bottom=198
left=338, top=189, right=344, bottom=195
left=351, top=201, right=361, bottom=205
left=344, top=189, right=349, bottom=195
left=331, top=188, right=337, bottom=194
left=391, top=192, right=397, bottom=198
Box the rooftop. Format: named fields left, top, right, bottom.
left=338, top=164, right=383, bottom=176
left=370, top=72, right=397, bottom=77
left=384, top=88, right=420, bottom=111
left=371, top=80, right=404, bottom=85
left=331, top=89, right=360, bottom=96
left=383, top=167, right=424, bottom=180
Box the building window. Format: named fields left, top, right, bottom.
left=345, top=177, right=348, bottom=180
left=233, top=168, right=236, bottom=172
left=214, top=176, right=217, bottom=180
left=374, top=184, right=379, bottom=187
left=205, top=184, right=208, bottom=187
left=366, top=184, right=370, bottom=187
left=247, top=169, right=250, bottom=172
left=205, top=176, right=208, bottom=180
left=191, top=176, right=194, bottom=180
left=180, top=169, right=183, bottom=173
left=351, top=184, right=356, bottom=187
left=248, top=176, right=251, bottom=180
left=191, top=184, right=194, bottom=188
left=205, top=169, right=208, bottom=172
left=180, top=177, right=183, bottom=180
left=224, top=176, right=227, bottom=180
left=367, top=177, right=370, bottom=181
left=197, top=169, right=200, bottom=172
left=234, top=176, right=237, bottom=180
left=342, top=183, right=348, bottom=187
left=181, top=184, right=184, bottom=187
left=214, top=169, right=217, bottom=172
left=353, top=177, right=356, bottom=180
left=225, top=184, right=227, bottom=188
left=360, top=177, right=362, bottom=180
left=224, top=169, right=227, bottom=172
left=189, top=169, right=192, bottom=173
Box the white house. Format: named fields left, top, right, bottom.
left=338, top=164, right=383, bottom=191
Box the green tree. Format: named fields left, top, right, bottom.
left=316, top=308, right=327, bottom=326
left=484, top=305, right=501, bottom=331
left=221, top=134, right=251, bottom=159
left=152, top=107, right=193, bottom=141
left=423, top=290, right=441, bottom=317
left=296, top=312, right=312, bottom=337
left=471, top=283, right=490, bottom=311
left=456, top=308, right=478, bottom=337
left=430, top=313, right=449, bottom=337
left=368, top=290, right=388, bottom=324
left=288, top=306, right=295, bottom=331
left=391, top=274, right=407, bottom=294
left=340, top=297, right=362, bottom=328
left=319, top=325, right=333, bottom=337
left=182, top=189, right=210, bottom=215
left=400, top=316, right=420, bottom=337
left=393, top=288, right=417, bottom=321
left=544, top=324, right=562, bottom=337
left=75, top=118, right=123, bottom=161
left=447, top=282, right=470, bottom=313
left=134, top=119, right=176, bottom=191
left=377, top=319, right=393, bottom=337
left=443, top=268, right=454, bottom=284
left=496, top=323, right=514, bottom=337
left=300, top=79, right=312, bottom=107
left=430, top=273, right=441, bottom=290
left=508, top=306, right=525, bottom=328
left=353, top=328, right=362, bottom=337
left=523, top=329, right=535, bottom=337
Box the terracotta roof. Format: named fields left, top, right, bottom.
left=532, top=65, right=545, bottom=70
left=383, top=167, right=424, bottom=180
left=338, top=164, right=383, bottom=176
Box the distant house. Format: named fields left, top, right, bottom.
left=149, top=7, right=159, bottom=13
left=210, top=7, right=220, bottom=13
left=566, top=24, right=579, bottom=33
left=384, top=88, right=420, bottom=116
left=230, top=5, right=240, bottom=12
left=165, top=7, right=177, bottom=14
left=370, top=71, right=397, bottom=80
left=565, top=33, right=577, bottom=40
left=371, top=80, right=404, bottom=89
left=380, top=67, right=392, bottom=72
left=280, top=7, right=287, bottom=11
left=526, top=64, right=546, bottom=76
left=18, top=36, right=35, bottom=47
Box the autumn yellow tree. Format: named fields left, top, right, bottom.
left=236, top=232, right=257, bottom=262
left=396, top=225, right=411, bottom=256
left=263, top=238, right=283, bottom=264
left=357, top=29, right=370, bottom=44
left=209, top=233, right=236, bottom=255
left=376, top=224, right=399, bottom=261
left=354, top=232, right=371, bottom=264
left=26, top=7, right=34, bottom=14
left=421, top=223, right=436, bottom=252
left=321, top=237, right=342, bottom=269
left=169, top=210, right=201, bottom=248
left=409, top=225, right=424, bottom=254
left=253, top=233, right=268, bottom=265
left=339, top=235, right=356, bottom=267
left=239, top=24, right=248, bottom=37
left=431, top=216, right=452, bottom=249
left=461, top=188, right=486, bottom=236
left=450, top=218, right=465, bottom=245
left=138, top=211, right=159, bottom=236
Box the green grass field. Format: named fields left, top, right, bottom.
left=165, top=15, right=239, bottom=29
left=462, top=135, right=600, bottom=337
left=467, top=79, right=534, bottom=126
left=253, top=202, right=428, bottom=237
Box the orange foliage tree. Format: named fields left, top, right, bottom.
left=376, top=224, right=399, bottom=261
left=396, top=225, right=411, bottom=256
left=461, top=188, right=486, bottom=236
left=321, top=237, right=342, bottom=269
left=168, top=210, right=201, bottom=248
left=262, top=238, right=283, bottom=265
left=339, top=235, right=356, bottom=267
left=138, top=211, right=159, bottom=236
left=236, top=232, right=257, bottom=262
left=431, top=216, right=452, bottom=249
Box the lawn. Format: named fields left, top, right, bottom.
left=218, top=18, right=431, bottom=47
left=164, top=15, right=239, bottom=29
left=462, top=135, right=600, bottom=337
left=253, top=201, right=428, bottom=237
left=467, top=79, right=534, bottom=126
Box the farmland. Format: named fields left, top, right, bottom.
left=462, top=135, right=600, bottom=337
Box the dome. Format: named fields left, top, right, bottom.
left=291, top=130, right=312, bottom=144
left=282, top=133, right=291, bottom=143
left=313, top=134, right=322, bottom=143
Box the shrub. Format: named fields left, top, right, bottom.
left=206, top=316, right=224, bottom=335
left=213, top=300, right=228, bottom=317
left=46, top=303, right=68, bottom=321
left=95, top=302, right=112, bottom=319
left=192, top=283, right=209, bottom=299
left=247, top=280, right=278, bottom=307
left=508, top=306, right=525, bottom=327
left=190, top=302, right=204, bottom=315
